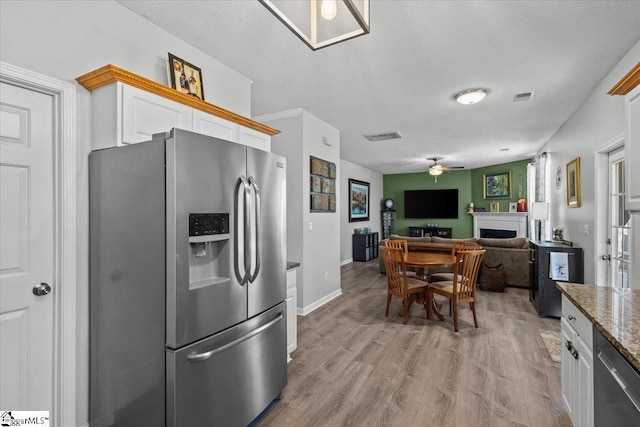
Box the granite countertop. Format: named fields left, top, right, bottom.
left=556, top=283, right=640, bottom=371
left=287, top=261, right=300, bottom=270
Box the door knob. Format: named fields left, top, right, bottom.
left=601, top=255, right=611, bottom=261
left=33, top=282, right=51, bottom=296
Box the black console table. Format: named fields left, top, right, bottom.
left=408, top=227, right=452, bottom=238
left=529, top=240, right=584, bottom=317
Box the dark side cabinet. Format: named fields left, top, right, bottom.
left=529, top=240, right=584, bottom=317
left=381, top=211, right=395, bottom=240
left=353, top=232, right=379, bottom=262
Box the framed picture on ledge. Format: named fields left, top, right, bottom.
left=348, top=179, right=370, bottom=222
left=168, top=53, right=204, bottom=101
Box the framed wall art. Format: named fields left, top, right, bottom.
left=310, top=156, right=336, bottom=212
left=348, top=179, right=370, bottom=222
left=168, top=53, right=204, bottom=100
left=483, top=170, right=512, bottom=199
left=566, top=157, right=581, bottom=207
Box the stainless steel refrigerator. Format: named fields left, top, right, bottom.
left=89, top=128, right=287, bottom=426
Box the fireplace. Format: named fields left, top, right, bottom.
left=471, top=212, right=528, bottom=239
left=480, top=228, right=517, bottom=239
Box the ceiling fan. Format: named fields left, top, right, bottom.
left=427, top=157, right=464, bottom=182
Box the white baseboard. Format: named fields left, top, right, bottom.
left=340, top=258, right=353, bottom=266
left=296, top=288, right=342, bottom=316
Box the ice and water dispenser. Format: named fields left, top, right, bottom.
left=188, top=213, right=230, bottom=289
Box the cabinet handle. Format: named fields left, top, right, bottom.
left=187, top=312, right=284, bottom=362
left=565, top=340, right=579, bottom=359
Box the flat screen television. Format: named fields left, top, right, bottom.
left=404, top=189, right=459, bottom=218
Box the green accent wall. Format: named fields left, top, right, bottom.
left=383, top=159, right=530, bottom=238
left=471, top=159, right=530, bottom=212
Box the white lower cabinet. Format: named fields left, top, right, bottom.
left=286, top=268, right=298, bottom=362
left=561, top=296, right=594, bottom=427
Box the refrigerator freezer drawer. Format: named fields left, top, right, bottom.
left=166, top=302, right=287, bottom=426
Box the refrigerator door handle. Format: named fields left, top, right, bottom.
left=248, top=177, right=261, bottom=283
left=186, top=311, right=284, bottom=362
left=235, top=176, right=251, bottom=286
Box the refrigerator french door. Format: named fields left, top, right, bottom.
left=90, top=129, right=286, bottom=427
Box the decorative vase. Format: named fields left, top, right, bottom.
left=517, top=198, right=527, bottom=212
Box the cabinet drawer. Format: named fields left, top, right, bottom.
left=562, top=295, right=592, bottom=347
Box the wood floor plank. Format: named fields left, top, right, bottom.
left=256, top=259, right=571, bottom=427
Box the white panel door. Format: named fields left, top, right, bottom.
left=0, top=82, right=55, bottom=411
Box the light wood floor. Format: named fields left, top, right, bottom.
left=257, top=259, right=571, bottom=427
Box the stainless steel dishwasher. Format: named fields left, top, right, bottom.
left=593, top=325, right=640, bottom=426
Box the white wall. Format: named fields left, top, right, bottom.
left=0, top=2, right=254, bottom=425
left=534, top=38, right=640, bottom=285
left=261, top=109, right=343, bottom=314
left=340, top=160, right=383, bottom=264
left=0, top=1, right=252, bottom=117
left=302, top=112, right=342, bottom=311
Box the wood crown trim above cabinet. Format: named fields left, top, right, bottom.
left=76, top=64, right=280, bottom=136
left=608, top=61, right=640, bottom=95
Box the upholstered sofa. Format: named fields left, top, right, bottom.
left=378, top=235, right=530, bottom=288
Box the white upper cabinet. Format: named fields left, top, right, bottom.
left=77, top=65, right=277, bottom=152
left=192, top=109, right=239, bottom=142
left=625, top=85, right=640, bottom=211
left=122, top=84, right=191, bottom=145
left=239, top=125, right=271, bottom=152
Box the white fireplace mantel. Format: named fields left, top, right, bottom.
left=470, top=212, right=528, bottom=238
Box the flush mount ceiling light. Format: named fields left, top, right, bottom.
left=259, top=0, right=370, bottom=51
left=454, top=89, right=488, bottom=105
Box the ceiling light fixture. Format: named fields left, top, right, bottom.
left=455, top=89, right=488, bottom=105
left=259, top=0, right=370, bottom=51
left=321, top=0, right=337, bottom=20
left=429, top=167, right=443, bottom=176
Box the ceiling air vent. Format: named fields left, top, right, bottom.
left=363, top=131, right=402, bottom=142
left=513, top=91, right=534, bottom=102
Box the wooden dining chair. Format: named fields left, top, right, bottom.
left=384, top=239, right=416, bottom=277
left=380, top=246, right=428, bottom=325
left=430, top=241, right=481, bottom=282
left=426, top=249, right=485, bottom=332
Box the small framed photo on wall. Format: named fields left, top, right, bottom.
left=566, top=157, right=581, bottom=207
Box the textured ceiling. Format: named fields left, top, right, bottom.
left=117, top=1, right=640, bottom=174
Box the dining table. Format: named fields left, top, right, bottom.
left=404, top=251, right=456, bottom=321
